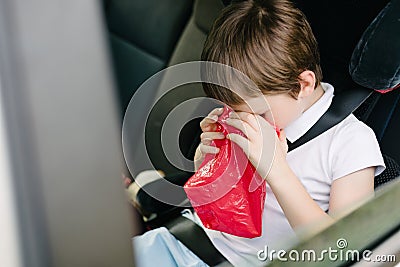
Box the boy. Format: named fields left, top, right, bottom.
left=192, top=0, right=385, bottom=265
left=134, top=0, right=385, bottom=266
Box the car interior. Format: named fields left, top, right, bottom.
left=101, top=0, right=400, bottom=265
left=0, top=0, right=398, bottom=266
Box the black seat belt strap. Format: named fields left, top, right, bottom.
left=288, top=86, right=371, bottom=151
left=164, top=215, right=228, bottom=266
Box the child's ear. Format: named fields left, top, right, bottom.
left=297, top=70, right=316, bottom=99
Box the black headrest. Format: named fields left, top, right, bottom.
left=349, top=0, right=400, bottom=92
left=105, top=0, right=193, bottom=61
left=221, top=0, right=231, bottom=6
left=195, top=0, right=224, bottom=33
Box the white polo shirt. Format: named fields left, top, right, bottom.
left=193, top=82, right=386, bottom=266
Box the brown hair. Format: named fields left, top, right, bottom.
left=201, top=0, right=322, bottom=105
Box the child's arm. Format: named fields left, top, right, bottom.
left=328, top=167, right=374, bottom=215
left=226, top=112, right=375, bottom=231
left=266, top=163, right=374, bottom=231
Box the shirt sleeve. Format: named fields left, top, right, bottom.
left=329, top=118, right=386, bottom=181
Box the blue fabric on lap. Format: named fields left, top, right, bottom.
left=133, top=227, right=209, bottom=267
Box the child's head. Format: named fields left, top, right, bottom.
left=201, top=0, right=323, bottom=128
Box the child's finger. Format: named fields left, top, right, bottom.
left=251, top=115, right=279, bottom=138
left=200, top=115, right=218, bottom=129
left=199, top=143, right=220, bottom=155
left=200, top=132, right=225, bottom=144
left=227, top=110, right=240, bottom=119
left=226, top=133, right=250, bottom=157
left=200, top=116, right=222, bottom=132
left=208, top=107, right=224, bottom=116
left=225, top=118, right=256, bottom=138
left=199, top=108, right=224, bottom=131
left=232, top=112, right=260, bottom=132
left=200, top=107, right=223, bottom=126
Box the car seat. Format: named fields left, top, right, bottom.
left=102, top=0, right=195, bottom=190
left=122, top=0, right=225, bottom=177
left=102, top=0, right=194, bottom=116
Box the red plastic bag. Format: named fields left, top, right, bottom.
left=184, top=106, right=279, bottom=238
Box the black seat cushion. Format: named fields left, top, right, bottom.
left=103, top=0, right=194, bottom=114
left=375, top=155, right=400, bottom=189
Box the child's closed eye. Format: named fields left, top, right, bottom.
left=258, top=112, right=266, bottom=117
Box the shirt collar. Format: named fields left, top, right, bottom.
left=285, top=82, right=334, bottom=143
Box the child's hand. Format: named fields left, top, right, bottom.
left=225, top=112, right=288, bottom=182
left=194, top=107, right=225, bottom=170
